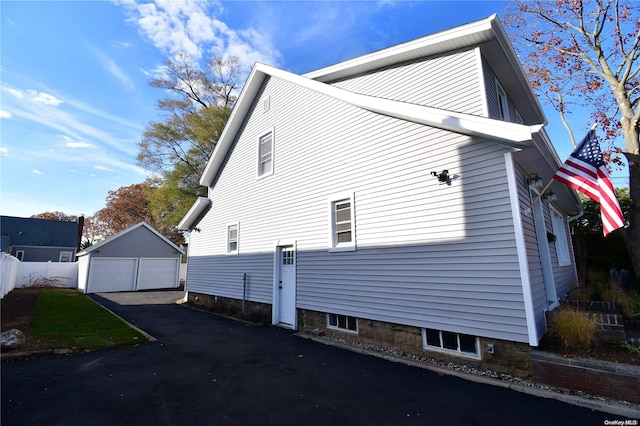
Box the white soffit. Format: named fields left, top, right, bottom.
left=177, top=197, right=212, bottom=231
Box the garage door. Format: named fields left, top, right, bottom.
left=88, top=258, right=137, bottom=293
left=136, top=258, right=180, bottom=290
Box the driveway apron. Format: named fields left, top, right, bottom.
left=1, top=290, right=619, bottom=425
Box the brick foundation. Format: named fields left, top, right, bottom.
left=531, top=350, right=640, bottom=403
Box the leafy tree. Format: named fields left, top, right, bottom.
left=137, top=52, right=237, bottom=224
left=505, top=0, right=640, bottom=282
left=93, top=183, right=183, bottom=246
left=31, top=212, right=77, bottom=222
left=572, top=189, right=634, bottom=286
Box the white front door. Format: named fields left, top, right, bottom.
left=276, top=245, right=296, bottom=328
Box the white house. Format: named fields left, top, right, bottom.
left=77, top=222, right=184, bottom=294
left=179, top=15, right=581, bottom=372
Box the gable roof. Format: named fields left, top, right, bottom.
left=199, top=15, right=547, bottom=188
left=76, top=222, right=184, bottom=256
left=0, top=216, right=78, bottom=251
left=195, top=15, right=580, bottom=214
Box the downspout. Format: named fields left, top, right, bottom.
left=242, top=273, right=247, bottom=314
left=568, top=207, right=584, bottom=222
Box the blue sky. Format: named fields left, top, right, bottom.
left=0, top=1, right=625, bottom=218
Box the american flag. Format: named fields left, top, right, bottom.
left=553, top=129, right=624, bottom=236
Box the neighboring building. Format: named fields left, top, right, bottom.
left=76, top=222, right=184, bottom=294
left=178, top=15, right=581, bottom=373
left=0, top=216, right=79, bottom=262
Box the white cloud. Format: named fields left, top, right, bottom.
left=0, top=109, right=11, bottom=118
left=3, top=86, right=63, bottom=106
left=94, top=165, right=112, bottom=171
left=25, top=89, right=64, bottom=106
left=61, top=136, right=92, bottom=148
left=3, top=87, right=24, bottom=99
left=0, top=147, right=8, bottom=155
left=32, top=169, right=43, bottom=175
left=118, top=0, right=280, bottom=73
left=90, top=46, right=135, bottom=90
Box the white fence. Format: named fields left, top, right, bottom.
left=0, top=255, right=78, bottom=299
left=1, top=253, right=20, bottom=299
left=16, top=262, right=77, bottom=289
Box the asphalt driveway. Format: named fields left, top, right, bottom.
left=0, top=290, right=632, bottom=425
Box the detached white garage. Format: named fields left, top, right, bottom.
left=77, top=222, right=184, bottom=294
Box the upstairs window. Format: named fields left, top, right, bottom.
left=258, top=130, right=273, bottom=177
left=495, top=80, right=510, bottom=121
left=227, top=223, right=239, bottom=254
left=59, top=251, right=73, bottom=262
left=329, top=193, right=356, bottom=251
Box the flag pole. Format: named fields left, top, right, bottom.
left=529, top=123, right=598, bottom=210
left=529, top=179, right=555, bottom=209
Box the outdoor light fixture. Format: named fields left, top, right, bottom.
left=543, top=191, right=557, bottom=201
left=527, top=173, right=543, bottom=189
left=431, top=170, right=450, bottom=184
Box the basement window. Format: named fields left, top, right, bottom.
left=327, top=313, right=358, bottom=333
left=422, top=328, right=479, bottom=358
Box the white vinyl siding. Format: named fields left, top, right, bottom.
left=331, top=49, right=484, bottom=115
left=188, top=75, right=529, bottom=343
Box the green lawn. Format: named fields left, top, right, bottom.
left=32, top=289, right=146, bottom=349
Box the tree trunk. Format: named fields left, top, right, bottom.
left=622, top=152, right=640, bottom=288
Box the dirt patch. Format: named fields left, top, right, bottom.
left=1, top=288, right=43, bottom=351
left=535, top=334, right=640, bottom=366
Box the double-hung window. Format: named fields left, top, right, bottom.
left=329, top=193, right=356, bottom=251
left=59, top=251, right=73, bottom=262
left=227, top=223, right=239, bottom=254
left=495, top=80, right=510, bottom=121
left=550, top=208, right=571, bottom=266
left=258, top=130, right=273, bottom=177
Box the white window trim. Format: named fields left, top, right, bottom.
left=59, top=251, right=74, bottom=262
left=326, top=313, right=358, bottom=334
left=495, top=79, right=510, bottom=121
left=422, top=328, right=481, bottom=360
left=256, top=128, right=274, bottom=179
left=328, top=192, right=356, bottom=252
left=549, top=206, right=571, bottom=266
left=226, top=222, right=239, bottom=255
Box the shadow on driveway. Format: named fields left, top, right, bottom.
left=1, top=291, right=620, bottom=425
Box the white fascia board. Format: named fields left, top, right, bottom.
left=177, top=197, right=212, bottom=231
left=304, top=15, right=496, bottom=82
left=200, top=65, right=267, bottom=187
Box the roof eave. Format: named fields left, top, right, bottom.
left=177, top=197, right=212, bottom=231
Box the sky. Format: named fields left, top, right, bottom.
left=0, top=0, right=628, bottom=219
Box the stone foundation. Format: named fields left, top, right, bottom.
left=188, top=292, right=271, bottom=324
left=299, top=309, right=532, bottom=376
